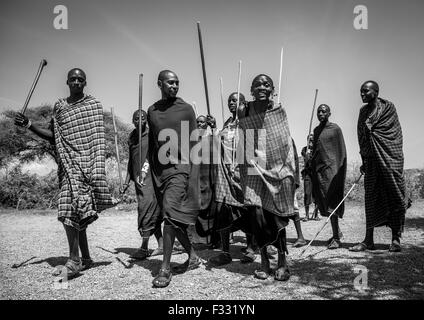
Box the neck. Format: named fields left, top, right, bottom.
left=253, top=100, right=270, bottom=112
left=68, top=92, right=84, bottom=103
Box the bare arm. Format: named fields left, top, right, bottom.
left=14, top=112, right=54, bottom=144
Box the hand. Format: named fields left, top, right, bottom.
left=14, top=112, right=30, bottom=128
left=360, top=165, right=365, bottom=175
left=206, top=115, right=216, bottom=129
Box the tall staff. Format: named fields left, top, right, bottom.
left=138, top=74, right=143, bottom=185
left=307, top=89, right=319, bottom=149
left=219, top=77, right=225, bottom=126
left=231, top=61, right=242, bottom=170
left=111, top=107, right=123, bottom=191
left=277, top=47, right=283, bottom=105
left=21, top=59, right=48, bottom=114
left=192, top=101, right=198, bottom=117
left=196, top=21, right=211, bottom=115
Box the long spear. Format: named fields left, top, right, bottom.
left=277, top=47, right=283, bottom=105
left=231, top=61, right=242, bottom=169
left=299, top=173, right=364, bottom=258
left=138, top=74, right=143, bottom=185
left=111, top=107, right=123, bottom=191
left=192, top=101, right=198, bottom=117
left=307, top=89, right=319, bottom=148
left=219, top=77, right=225, bottom=126
left=21, top=59, right=48, bottom=114
left=196, top=21, right=211, bottom=115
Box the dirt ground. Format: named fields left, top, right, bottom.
left=1, top=201, right=423, bottom=300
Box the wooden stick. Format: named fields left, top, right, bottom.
left=138, top=74, right=143, bottom=185
left=277, top=47, right=283, bottom=105
left=192, top=101, right=198, bottom=117
left=220, top=77, right=225, bottom=126
left=232, top=61, right=242, bottom=168
left=111, top=107, right=123, bottom=191
left=299, top=173, right=363, bottom=258
left=21, top=59, right=48, bottom=114
left=307, top=89, right=319, bottom=147
left=196, top=21, right=211, bottom=115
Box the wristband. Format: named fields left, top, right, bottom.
left=24, top=120, right=32, bottom=129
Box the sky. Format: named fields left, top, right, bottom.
left=1, top=0, right=423, bottom=169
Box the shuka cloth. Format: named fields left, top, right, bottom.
left=53, top=95, right=114, bottom=230
left=358, top=98, right=407, bottom=231
left=128, top=128, right=162, bottom=237
left=238, top=102, right=296, bottom=217
left=148, top=97, right=200, bottom=226
left=311, top=121, right=347, bottom=218
left=301, top=146, right=314, bottom=206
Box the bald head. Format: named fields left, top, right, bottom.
left=132, top=109, right=147, bottom=129
left=360, top=80, right=379, bottom=104
left=67, top=68, right=87, bottom=95
left=317, top=104, right=331, bottom=123
left=157, top=70, right=179, bottom=99
left=67, top=68, right=86, bottom=81
left=158, top=70, right=177, bottom=82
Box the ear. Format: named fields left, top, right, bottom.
left=157, top=80, right=162, bottom=89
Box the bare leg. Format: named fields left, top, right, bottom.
left=78, top=229, right=90, bottom=260
left=254, top=247, right=271, bottom=279
left=304, top=204, right=310, bottom=221
left=209, top=229, right=232, bottom=266
left=154, top=228, right=163, bottom=249
left=64, top=225, right=80, bottom=261
left=160, top=224, right=175, bottom=271
left=292, top=213, right=307, bottom=247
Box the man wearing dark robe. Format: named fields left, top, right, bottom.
left=148, top=70, right=200, bottom=288
left=121, top=109, right=163, bottom=260
left=311, top=104, right=347, bottom=249
left=14, top=68, right=114, bottom=278
left=349, top=81, right=407, bottom=253
left=301, top=135, right=319, bottom=221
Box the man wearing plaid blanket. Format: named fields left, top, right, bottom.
left=350, top=81, right=408, bottom=253
left=238, top=74, right=296, bottom=281
left=15, top=68, right=114, bottom=278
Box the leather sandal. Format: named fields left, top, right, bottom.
left=349, top=242, right=375, bottom=252
left=254, top=269, right=271, bottom=280
left=274, top=267, right=290, bottom=281
left=152, top=268, right=172, bottom=288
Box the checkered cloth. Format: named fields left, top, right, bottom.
left=358, top=98, right=406, bottom=231
left=53, top=95, right=114, bottom=230
left=238, top=102, right=296, bottom=217
left=214, top=117, right=244, bottom=207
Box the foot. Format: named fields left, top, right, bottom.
left=349, top=242, right=375, bottom=252
left=53, top=259, right=82, bottom=278
left=267, top=246, right=278, bottom=255
left=314, top=217, right=321, bottom=221
left=327, top=238, right=342, bottom=250
left=389, top=240, right=401, bottom=252
left=172, top=256, right=202, bottom=274
left=254, top=268, right=271, bottom=280
left=130, top=248, right=150, bottom=260
left=209, top=252, right=232, bottom=266
left=327, top=232, right=344, bottom=245
left=150, top=247, right=163, bottom=257
left=240, top=251, right=255, bottom=263
left=274, top=266, right=290, bottom=281
left=293, top=239, right=307, bottom=248
left=152, top=268, right=172, bottom=288
left=81, top=258, right=94, bottom=271
left=173, top=243, right=185, bottom=253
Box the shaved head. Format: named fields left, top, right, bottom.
left=158, top=70, right=177, bottom=82
left=251, top=74, right=274, bottom=89
left=67, top=68, right=86, bottom=81
left=361, top=80, right=379, bottom=95
left=133, top=109, right=147, bottom=120
left=317, top=104, right=331, bottom=113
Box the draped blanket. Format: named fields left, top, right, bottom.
left=53, top=95, right=114, bottom=230
left=238, top=102, right=296, bottom=217
left=311, top=122, right=347, bottom=217
left=214, top=117, right=244, bottom=207
left=357, top=98, right=406, bottom=230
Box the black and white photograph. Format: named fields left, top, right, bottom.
left=0, top=0, right=423, bottom=307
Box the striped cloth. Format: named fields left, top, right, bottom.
left=53, top=95, right=114, bottom=230
left=358, top=98, right=406, bottom=231
left=214, top=117, right=244, bottom=207
left=238, top=102, right=296, bottom=217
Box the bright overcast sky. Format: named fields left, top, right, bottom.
left=1, top=0, right=423, bottom=168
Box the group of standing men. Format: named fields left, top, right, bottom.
left=14, top=67, right=409, bottom=288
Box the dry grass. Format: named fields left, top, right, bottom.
left=1, top=201, right=423, bottom=300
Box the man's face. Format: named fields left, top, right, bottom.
left=251, top=76, right=273, bottom=101
left=197, top=116, right=207, bottom=129
left=317, top=106, right=330, bottom=123
left=159, top=73, right=179, bottom=98
left=228, top=94, right=244, bottom=113
left=67, top=69, right=86, bottom=95
left=133, top=111, right=146, bottom=128
left=360, top=84, right=378, bottom=103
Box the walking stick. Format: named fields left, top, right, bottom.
left=277, top=47, right=283, bottom=105
left=192, top=101, right=198, bottom=117
left=219, top=77, right=225, bottom=126
left=197, top=21, right=211, bottom=115
left=307, top=89, right=319, bottom=147
left=21, top=59, right=48, bottom=114
left=138, top=74, right=143, bottom=185
left=111, top=107, right=123, bottom=191
left=231, top=61, right=242, bottom=171
left=299, top=173, right=364, bottom=257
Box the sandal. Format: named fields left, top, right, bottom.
left=172, top=256, right=202, bottom=274
left=274, top=267, right=290, bottom=281
left=152, top=268, right=172, bottom=288
left=254, top=269, right=271, bottom=280
left=389, top=241, right=401, bottom=252
left=52, top=259, right=82, bottom=278
left=150, top=248, right=163, bottom=257
left=240, top=251, right=255, bottom=263
left=327, top=239, right=342, bottom=250
left=349, top=242, right=375, bottom=252
left=209, top=252, right=232, bottom=266
left=130, top=248, right=150, bottom=260
left=293, top=239, right=307, bottom=248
